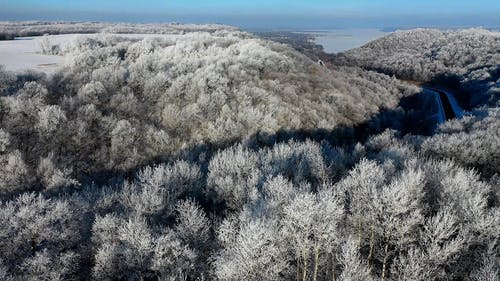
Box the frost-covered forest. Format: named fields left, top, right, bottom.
left=0, top=24, right=499, bottom=281
left=0, top=21, right=238, bottom=40
left=336, top=28, right=499, bottom=107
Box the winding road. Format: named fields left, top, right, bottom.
left=434, top=88, right=464, bottom=119
left=425, top=87, right=464, bottom=123
left=408, top=87, right=464, bottom=135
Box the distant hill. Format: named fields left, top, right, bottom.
left=0, top=21, right=239, bottom=40
left=336, top=28, right=499, bottom=107
left=334, top=28, right=500, bottom=176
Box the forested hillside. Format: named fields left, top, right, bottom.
left=0, top=26, right=498, bottom=280
left=0, top=31, right=416, bottom=190
left=336, top=28, right=500, bottom=178
left=336, top=28, right=499, bottom=107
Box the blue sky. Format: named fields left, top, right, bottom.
left=1, top=0, right=499, bottom=29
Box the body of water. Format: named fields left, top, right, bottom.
left=307, top=28, right=389, bottom=53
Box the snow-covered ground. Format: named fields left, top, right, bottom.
left=0, top=36, right=64, bottom=73
left=0, top=33, right=182, bottom=74
left=309, top=28, right=388, bottom=53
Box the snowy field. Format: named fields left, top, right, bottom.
left=0, top=36, right=65, bottom=73
left=0, top=33, right=182, bottom=74
left=309, top=28, right=388, bottom=53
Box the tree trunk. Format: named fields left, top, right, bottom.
left=368, top=224, right=375, bottom=266
left=297, top=254, right=301, bottom=281
left=357, top=217, right=363, bottom=247
left=302, top=252, right=308, bottom=281
left=331, top=253, right=336, bottom=281
left=381, top=242, right=389, bottom=281
left=313, top=247, right=320, bottom=281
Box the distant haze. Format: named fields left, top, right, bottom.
left=309, top=29, right=388, bottom=53
left=1, top=0, right=499, bottom=29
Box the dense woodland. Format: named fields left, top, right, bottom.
left=0, top=25, right=498, bottom=280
